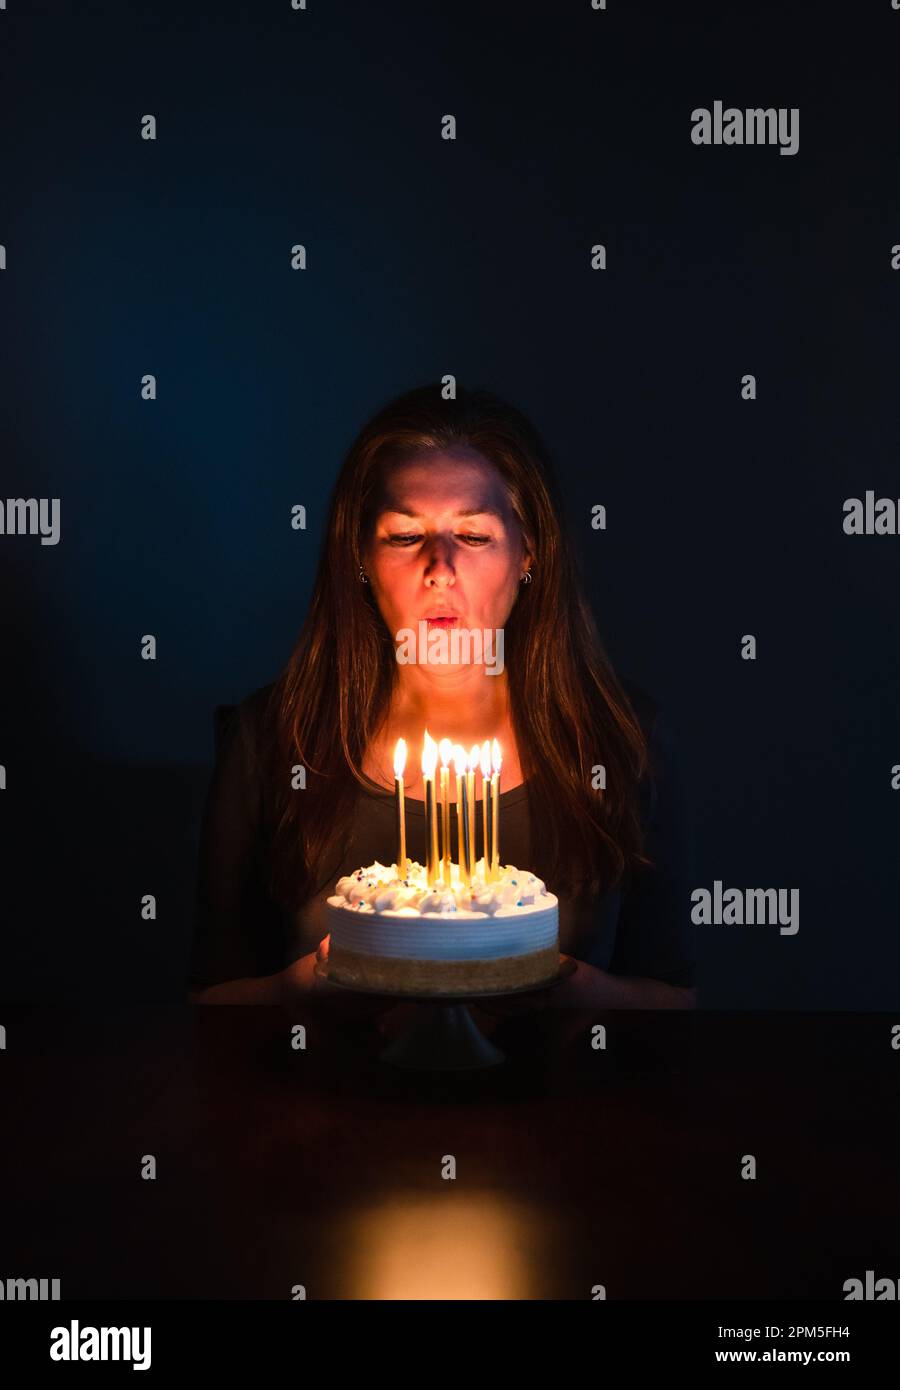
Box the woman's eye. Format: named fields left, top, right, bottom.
left=386, top=532, right=490, bottom=547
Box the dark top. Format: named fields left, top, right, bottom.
left=188, top=678, right=697, bottom=992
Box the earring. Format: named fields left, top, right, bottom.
left=520, top=570, right=532, bottom=584
left=358, top=566, right=369, bottom=584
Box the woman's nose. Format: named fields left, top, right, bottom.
left=423, top=538, right=455, bottom=584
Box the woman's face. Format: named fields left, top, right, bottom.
left=364, top=448, right=530, bottom=643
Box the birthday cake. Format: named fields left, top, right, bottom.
left=325, top=859, right=560, bottom=995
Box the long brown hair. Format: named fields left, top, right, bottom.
left=258, top=382, right=652, bottom=908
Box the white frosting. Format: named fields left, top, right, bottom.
left=326, top=859, right=559, bottom=961
left=330, top=858, right=553, bottom=919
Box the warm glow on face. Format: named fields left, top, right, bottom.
left=364, top=453, right=529, bottom=643
left=422, top=728, right=438, bottom=779
left=393, top=737, right=407, bottom=779
left=479, top=739, right=491, bottom=778
left=439, top=737, right=453, bottom=769
left=492, top=737, right=502, bottom=774
left=452, top=744, right=467, bottom=777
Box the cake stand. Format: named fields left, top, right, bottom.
left=313, top=955, right=577, bottom=1070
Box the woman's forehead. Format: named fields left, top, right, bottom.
left=378, top=452, right=510, bottom=517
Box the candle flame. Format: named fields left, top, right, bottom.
left=439, top=737, right=453, bottom=768
left=479, top=739, right=491, bottom=778
left=467, top=743, right=480, bottom=772
left=452, top=744, right=468, bottom=777
left=492, top=738, right=502, bottom=773
left=393, top=737, right=407, bottom=779
left=422, top=728, right=438, bottom=778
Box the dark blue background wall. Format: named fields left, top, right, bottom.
left=1, top=0, right=897, bottom=1005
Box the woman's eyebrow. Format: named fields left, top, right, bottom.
left=381, top=505, right=504, bottom=520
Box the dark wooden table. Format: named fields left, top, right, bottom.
left=1, top=1003, right=896, bottom=1299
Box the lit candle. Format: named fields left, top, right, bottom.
left=480, top=739, right=492, bottom=883
left=466, top=744, right=479, bottom=883
left=393, top=737, right=408, bottom=879
left=439, top=737, right=453, bottom=885
left=490, top=738, right=501, bottom=880
left=422, top=729, right=439, bottom=887
left=453, top=744, right=470, bottom=888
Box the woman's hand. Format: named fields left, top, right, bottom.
left=275, top=935, right=397, bottom=1018
left=477, top=957, right=602, bottom=1015
left=275, top=934, right=334, bottom=1004
left=477, top=958, right=698, bottom=1014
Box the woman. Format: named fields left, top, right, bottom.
left=188, top=383, right=697, bottom=1009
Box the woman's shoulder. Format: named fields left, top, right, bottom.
left=216, top=680, right=276, bottom=738
left=610, top=675, right=678, bottom=829
left=211, top=682, right=278, bottom=781
left=236, top=680, right=278, bottom=725
left=614, top=674, right=696, bottom=879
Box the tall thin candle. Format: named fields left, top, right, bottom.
left=393, top=737, right=408, bottom=878
left=422, top=730, right=439, bottom=887
left=490, top=738, right=501, bottom=880
left=439, top=737, right=453, bottom=885
left=453, top=745, right=470, bottom=888
left=480, top=739, right=492, bottom=884
left=466, top=744, right=479, bottom=883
